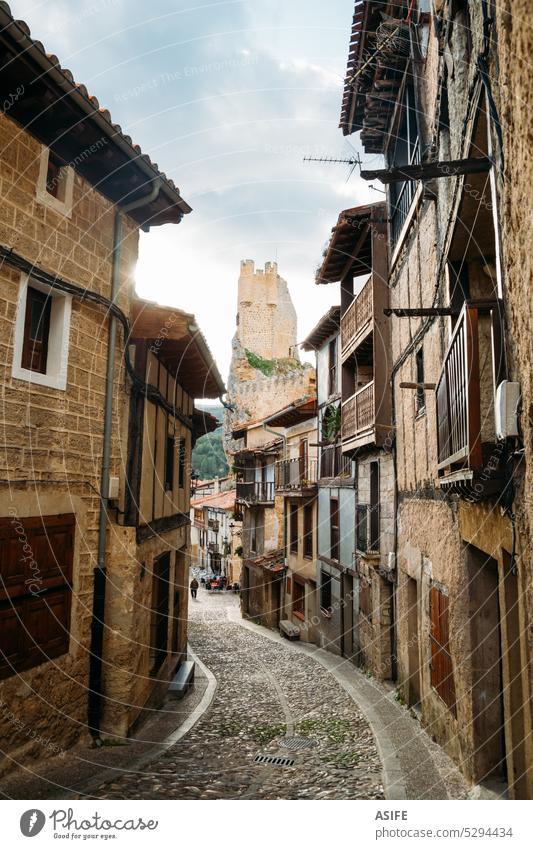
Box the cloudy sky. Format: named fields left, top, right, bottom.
left=11, top=0, right=381, bottom=382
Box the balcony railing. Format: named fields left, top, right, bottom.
left=390, top=137, right=421, bottom=248
left=319, top=444, right=351, bottom=479
left=341, top=277, right=373, bottom=355
left=436, top=300, right=504, bottom=481
left=356, top=503, right=380, bottom=555
left=275, top=458, right=318, bottom=491
left=342, top=381, right=375, bottom=443
left=236, top=480, right=275, bottom=504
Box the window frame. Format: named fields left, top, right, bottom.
left=21, top=285, right=51, bottom=374
left=12, top=274, right=73, bottom=390
left=36, top=146, right=74, bottom=217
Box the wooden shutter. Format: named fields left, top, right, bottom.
left=21, top=287, right=51, bottom=373
left=0, top=514, right=74, bottom=679
left=430, top=586, right=456, bottom=714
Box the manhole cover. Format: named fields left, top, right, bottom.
left=254, top=754, right=295, bottom=767
left=280, top=737, right=316, bottom=751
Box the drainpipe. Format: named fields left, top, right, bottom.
left=88, top=179, right=161, bottom=740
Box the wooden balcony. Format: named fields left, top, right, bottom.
left=436, top=300, right=505, bottom=496
left=319, top=444, right=352, bottom=480
left=341, top=277, right=373, bottom=359
left=275, top=458, right=317, bottom=493
left=235, top=480, right=275, bottom=505
left=341, top=381, right=378, bottom=450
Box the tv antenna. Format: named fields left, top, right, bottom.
left=303, top=152, right=362, bottom=182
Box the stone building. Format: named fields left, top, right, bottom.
left=190, top=488, right=242, bottom=585
left=314, top=205, right=397, bottom=680
left=302, top=308, right=358, bottom=658
left=0, top=5, right=223, bottom=772
left=265, top=397, right=319, bottom=643
left=338, top=0, right=532, bottom=796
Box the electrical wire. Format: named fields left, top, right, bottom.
left=0, top=244, right=193, bottom=430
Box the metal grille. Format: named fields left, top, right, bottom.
left=254, top=754, right=295, bottom=767
left=279, top=737, right=316, bottom=751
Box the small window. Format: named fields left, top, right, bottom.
left=328, top=337, right=337, bottom=397
left=21, top=286, right=51, bottom=374
left=320, top=571, right=332, bottom=613
left=330, top=498, right=340, bottom=561
left=303, top=502, right=313, bottom=559
left=292, top=579, right=305, bottom=620
left=13, top=276, right=72, bottom=390
left=415, top=346, right=425, bottom=414
left=290, top=503, right=299, bottom=554
left=37, top=147, right=74, bottom=216
left=356, top=504, right=368, bottom=553
left=164, top=435, right=174, bottom=492
left=177, top=438, right=186, bottom=488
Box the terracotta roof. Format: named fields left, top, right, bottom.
left=233, top=437, right=283, bottom=458
left=0, top=2, right=191, bottom=228
left=191, top=490, right=236, bottom=510
left=246, top=549, right=286, bottom=572
left=316, top=204, right=385, bottom=284
left=301, top=306, right=341, bottom=351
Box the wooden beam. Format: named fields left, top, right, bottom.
left=384, top=307, right=459, bottom=317
left=399, top=382, right=436, bottom=390
left=361, top=156, right=494, bottom=184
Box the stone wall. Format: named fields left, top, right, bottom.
left=0, top=112, right=138, bottom=772
left=237, top=260, right=296, bottom=360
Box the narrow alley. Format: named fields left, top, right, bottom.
left=94, top=590, right=467, bottom=801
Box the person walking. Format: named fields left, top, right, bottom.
left=190, top=577, right=199, bottom=599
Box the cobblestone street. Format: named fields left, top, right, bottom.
left=100, top=589, right=384, bottom=800
left=96, top=589, right=468, bottom=801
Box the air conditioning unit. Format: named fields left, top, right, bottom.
left=495, top=381, right=520, bottom=439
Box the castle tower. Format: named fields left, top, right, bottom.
left=237, top=259, right=298, bottom=361
left=224, top=260, right=315, bottom=455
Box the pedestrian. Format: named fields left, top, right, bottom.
left=190, top=577, right=199, bottom=599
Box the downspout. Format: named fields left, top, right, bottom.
left=88, top=178, right=162, bottom=741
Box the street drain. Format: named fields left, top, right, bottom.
left=280, top=737, right=316, bottom=751
left=254, top=754, right=295, bottom=767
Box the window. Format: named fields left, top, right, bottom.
left=286, top=576, right=292, bottom=595
left=320, top=570, right=332, bottom=613
left=292, top=579, right=305, bottom=620
left=178, top=438, right=186, bottom=488
left=303, top=503, right=313, bottom=559
left=328, top=337, right=337, bottom=397
left=369, top=461, right=380, bottom=553
left=330, top=498, right=340, bottom=561
left=388, top=83, right=421, bottom=248
left=37, top=147, right=74, bottom=216
left=164, top=435, right=174, bottom=492
left=429, top=586, right=456, bottom=714
left=13, top=276, right=72, bottom=390
left=356, top=504, right=368, bottom=553
left=0, top=514, right=74, bottom=679
left=290, top=503, right=299, bottom=555
left=21, top=286, right=51, bottom=374
left=415, top=346, right=425, bottom=414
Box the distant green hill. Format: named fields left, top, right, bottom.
left=192, top=404, right=228, bottom=479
